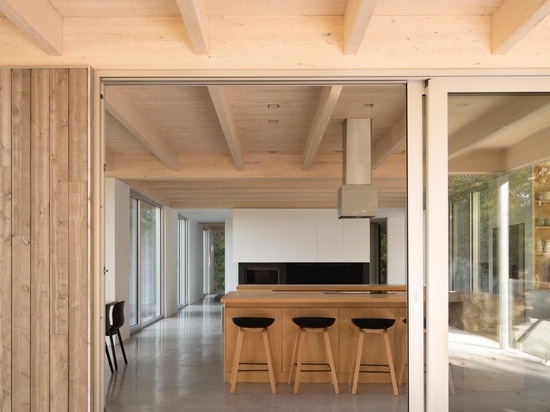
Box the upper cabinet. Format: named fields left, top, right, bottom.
left=233, top=209, right=369, bottom=263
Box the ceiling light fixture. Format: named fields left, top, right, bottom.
left=267, top=104, right=280, bottom=109
left=363, top=103, right=374, bottom=108
left=268, top=119, right=279, bottom=124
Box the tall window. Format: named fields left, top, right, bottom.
left=178, top=216, right=188, bottom=307
left=446, top=92, right=550, bottom=411
left=129, top=194, right=162, bottom=330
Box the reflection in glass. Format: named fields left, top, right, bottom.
left=448, top=94, right=550, bottom=410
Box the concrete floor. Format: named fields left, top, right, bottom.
left=105, top=296, right=550, bottom=412
left=104, top=296, right=409, bottom=412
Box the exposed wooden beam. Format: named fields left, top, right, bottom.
left=505, top=127, right=550, bottom=170
left=438, top=127, right=550, bottom=175
left=207, top=86, right=244, bottom=171
left=303, top=85, right=343, bottom=170
left=448, top=96, right=550, bottom=160
left=372, top=111, right=406, bottom=170
left=492, top=0, right=550, bottom=54
left=104, top=88, right=179, bottom=171
left=106, top=153, right=342, bottom=180
left=0, top=0, right=62, bottom=55
left=343, top=0, right=378, bottom=55
left=176, top=0, right=209, bottom=55
left=449, top=150, right=506, bottom=174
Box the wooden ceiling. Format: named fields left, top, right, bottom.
left=103, top=83, right=408, bottom=210
left=3, top=0, right=550, bottom=224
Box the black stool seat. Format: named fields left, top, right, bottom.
left=352, top=318, right=395, bottom=330
left=292, top=317, right=335, bottom=329
left=232, top=317, right=274, bottom=329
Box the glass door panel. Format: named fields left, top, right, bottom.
left=139, top=201, right=161, bottom=324
left=447, top=93, right=550, bottom=411
left=129, top=197, right=138, bottom=327
left=178, top=216, right=188, bottom=307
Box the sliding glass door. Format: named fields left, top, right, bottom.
left=424, top=77, right=550, bottom=411
left=129, top=194, right=163, bottom=330
left=178, top=216, right=188, bottom=308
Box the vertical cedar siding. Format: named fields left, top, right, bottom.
left=0, top=68, right=91, bottom=412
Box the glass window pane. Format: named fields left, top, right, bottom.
left=448, top=93, right=550, bottom=410
left=129, top=197, right=138, bottom=327
left=140, top=201, right=161, bottom=324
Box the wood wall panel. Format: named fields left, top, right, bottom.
left=68, top=68, right=90, bottom=412
left=11, top=68, right=32, bottom=411
left=30, top=68, right=51, bottom=411
left=0, top=68, right=91, bottom=411
left=0, top=69, right=13, bottom=412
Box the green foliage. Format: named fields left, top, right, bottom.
left=213, top=232, right=225, bottom=292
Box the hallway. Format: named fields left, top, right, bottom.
left=104, top=296, right=408, bottom=412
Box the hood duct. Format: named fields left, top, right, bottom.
left=338, top=118, right=377, bottom=218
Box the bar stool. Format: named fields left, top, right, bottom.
left=288, top=317, right=339, bottom=394
left=230, top=317, right=277, bottom=394
left=348, top=318, right=398, bottom=395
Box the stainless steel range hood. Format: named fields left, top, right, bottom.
left=338, top=119, right=377, bottom=218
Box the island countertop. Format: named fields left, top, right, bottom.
left=221, top=288, right=407, bottom=385
left=221, top=290, right=407, bottom=307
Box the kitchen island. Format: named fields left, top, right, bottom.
left=221, top=288, right=407, bottom=385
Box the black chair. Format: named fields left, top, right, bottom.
left=288, top=317, right=339, bottom=394
left=348, top=318, right=398, bottom=395
left=105, top=305, right=115, bottom=373
left=106, top=301, right=128, bottom=371
left=230, top=317, right=276, bottom=393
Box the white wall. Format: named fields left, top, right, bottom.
left=104, top=178, right=130, bottom=339
left=232, top=207, right=407, bottom=285
left=225, top=218, right=238, bottom=293
left=105, top=179, right=206, bottom=326
left=163, top=208, right=179, bottom=316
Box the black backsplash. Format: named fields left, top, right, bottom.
left=239, top=262, right=369, bottom=285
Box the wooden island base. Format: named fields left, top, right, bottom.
left=221, top=287, right=407, bottom=385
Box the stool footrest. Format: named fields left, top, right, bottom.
left=292, top=362, right=332, bottom=372
left=237, top=361, right=270, bottom=372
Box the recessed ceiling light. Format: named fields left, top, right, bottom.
left=363, top=103, right=374, bottom=108
left=268, top=119, right=279, bottom=124
left=267, top=104, right=280, bottom=109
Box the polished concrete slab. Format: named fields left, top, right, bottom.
left=105, top=296, right=408, bottom=412
left=105, top=296, right=550, bottom=411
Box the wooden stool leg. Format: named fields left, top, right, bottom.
left=293, top=329, right=306, bottom=394
left=262, top=328, right=277, bottom=394
left=383, top=330, right=399, bottom=396
left=398, top=338, right=407, bottom=385
left=351, top=331, right=364, bottom=394
left=288, top=330, right=299, bottom=385
left=322, top=330, right=339, bottom=394
left=348, top=330, right=360, bottom=386
left=230, top=328, right=244, bottom=393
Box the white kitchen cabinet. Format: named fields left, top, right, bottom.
left=317, top=209, right=344, bottom=261
left=232, top=209, right=291, bottom=262
left=290, top=209, right=318, bottom=261
left=343, top=218, right=370, bottom=262
left=233, top=209, right=370, bottom=262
